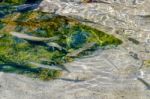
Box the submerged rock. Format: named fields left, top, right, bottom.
left=0, top=0, right=41, bottom=18
left=0, top=3, right=17, bottom=18
left=0, top=0, right=42, bottom=4
left=0, top=11, right=122, bottom=80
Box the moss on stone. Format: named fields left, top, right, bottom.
left=3, top=0, right=26, bottom=4
left=38, top=69, right=62, bottom=81
left=144, top=60, right=150, bottom=68
left=0, top=11, right=122, bottom=80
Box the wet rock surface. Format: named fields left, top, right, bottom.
left=0, top=0, right=150, bottom=99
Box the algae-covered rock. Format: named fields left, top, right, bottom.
left=2, top=0, right=26, bottom=4
left=0, top=3, right=17, bottom=17
left=0, top=0, right=41, bottom=4
left=0, top=11, right=122, bottom=80
left=0, top=0, right=40, bottom=18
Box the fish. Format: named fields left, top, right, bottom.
left=46, top=42, right=63, bottom=50
left=129, top=51, right=139, bottom=60
left=83, top=0, right=111, bottom=4
left=128, top=37, right=140, bottom=45
left=10, top=32, right=59, bottom=42
left=67, top=42, right=96, bottom=57
left=17, top=4, right=38, bottom=12
left=59, top=78, right=85, bottom=82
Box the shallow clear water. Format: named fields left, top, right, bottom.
left=0, top=0, right=150, bottom=99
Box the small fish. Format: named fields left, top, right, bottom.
left=59, top=77, right=85, bottom=82
left=10, top=32, right=59, bottom=42
left=67, top=42, right=96, bottom=57
left=129, top=51, right=139, bottom=60
left=17, top=4, right=38, bottom=12
left=46, top=42, right=63, bottom=50
left=128, top=37, right=140, bottom=45
left=83, top=0, right=111, bottom=4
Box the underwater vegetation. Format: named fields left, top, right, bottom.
left=0, top=0, right=41, bottom=4
left=0, top=3, right=17, bottom=17
left=0, top=0, right=26, bottom=4
left=0, top=11, right=122, bottom=80
left=0, top=0, right=41, bottom=18
left=144, top=60, right=150, bottom=68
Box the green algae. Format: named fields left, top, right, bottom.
left=144, top=60, right=150, bottom=68
left=0, top=0, right=40, bottom=4
left=0, top=3, right=17, bottom=17
left=2, top=0, right=26, bottom=4
left=0, top=11, right=122, bottom=80
left=0, top=0, right=40, bottom=18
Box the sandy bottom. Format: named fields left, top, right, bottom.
left=0, top=48, right=150, bottom=99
